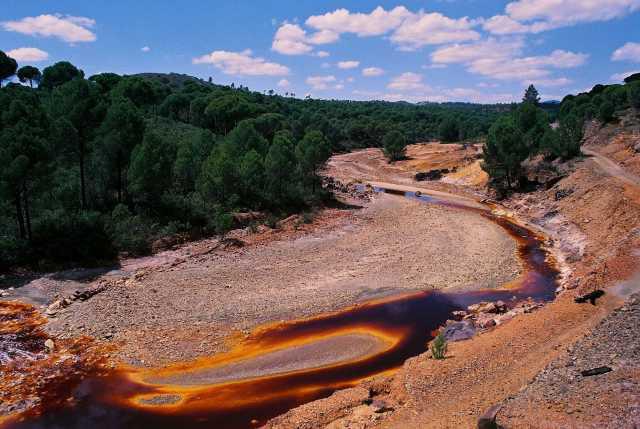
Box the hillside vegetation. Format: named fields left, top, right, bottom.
left=0, top=52, right=506, bottom=270
left=481, top=77, right=640, bottom=194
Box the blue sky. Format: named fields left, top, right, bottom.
left=1, top=0, right=640, bottom=103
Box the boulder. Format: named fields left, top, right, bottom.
left=477, top=404, right=501, bottom=429
left=441, top=320, right=476, bottom=342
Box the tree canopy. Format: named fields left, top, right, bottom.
left=0, top=49, right=510, bottom=270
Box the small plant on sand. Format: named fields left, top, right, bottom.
left=430, top=332, right=448, bottom=360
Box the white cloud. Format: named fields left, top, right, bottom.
left=272, top=23, right=314, bottom=55
left=301, top=6, right=480, bottom=51
left=390, top=12, right=480, bottom=50
left=337, top=60, right=359, bottom=69
left=484, top=0, right=640, bottom=34
left=6, top=47, right=49, bottom=62
left=271, top=23, right=337, bottom=55
left=193, top=49, right=290, bottom=76
left=612, top=42, right=640, bottom=62
left=346, top=77, right=355, bottom=82
left=141, top=46, right=151, bottom=53
left=469, top=49, right=587, bottom=81
left=306, top=75, right=337, bottom=90
left=431, top=38, right=524, bottom=64
left=2, top=14, right=96, bottom=43
left=362, top=67, right=384, bottom=77
left=335, top=83, right=345, bottom=90
left=387, top=72, right=429, bottom=91
left=315, top=50, right=330, bottom=57
left=277, top=79, right=290, bottom=88
left=306, top=6, right=411, bottom=37
left=611, top=70, right=640, bottom=82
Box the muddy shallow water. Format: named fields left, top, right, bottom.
left=1, top=190, right=559, bottom=429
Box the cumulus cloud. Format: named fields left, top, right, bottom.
left=2, top=14, right=96, bottom=43
left=6, top=47, right=49, bottom=62
left=315, top=50, right=330, bottom=57
left=277, top=79, right=290, bottom=88
left=362, top=67, right=384, bottom=77
left=306, top=75, right=337, bottom=90
left=390, top=12, right=480, bottom=50
left=612, top=42, right=640, bottom=62
left=431, top=38, right=524, bottom=64
left=387, top=72, right=429, bottom=91
left=469, top=49, right=588, bottom=80
left=276, top=6, right=482, bottom=53
left=193, top=49, right=290, bottom=76
left=271, top=23, right=337, bottom=55
left=141, top=46, right=151, bottom=53
left=272, top=23, right=314, bottom=55
left=484, top=0, right=640, bottom=34
left=305, top=6, right=411, bottom=37
left=337, top=60, right=359, bottom=69
left=431, top=38, right=586, bottom=83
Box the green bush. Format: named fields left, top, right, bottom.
left=31, top=210, right=116, bottom=266
left=598, top=101, right=615, bottom=124
left=382, top=130, right=406, bottom=162
left=107, top=204, right=155, bottom=255
left=430, top=332, right=448, bottom=360
left=629, top=82, right=640, bottom=109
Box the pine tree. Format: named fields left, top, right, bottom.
left=523, top=84, right=540, bottom=105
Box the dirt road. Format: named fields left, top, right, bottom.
left=582, top=146, right=640, bottom=186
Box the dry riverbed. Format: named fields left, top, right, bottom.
left=36, top=192, right=519, bottom=367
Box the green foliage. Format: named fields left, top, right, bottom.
left=0, top=50, right=18, bottom=86
left=107, top=204, right=154, bottom=255
left=0, top=66, right=508, bottom=270
left=41, top=61, right=84, bottom=89
left=598, top=101, right=615, bottom=123
left=17, top=66, right=41, bottom=88
left=382, top=130, right=407, bottom=161
left=523, top=84, right=540, bottom=105
left=541, top=113, right=583, bottom=161
left=439, top=117, right=460, bottom=143
left=628, top=82, right=640, bottom=109
left=481, top=116, right=528, bottom=190
left=430, top=332, right=448, bottom=360
left=89, top=73, right=122, bottom=93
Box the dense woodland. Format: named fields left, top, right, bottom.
left=481, top=76, right=640, bottom=193
left=0, top=50, right=508, bottom=270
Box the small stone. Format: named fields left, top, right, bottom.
left=44, top=339, right=55, bottom=352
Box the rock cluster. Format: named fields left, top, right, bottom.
left=444, top=299, right=543, bottom=335
left=322, top=177, right=372, bottom=200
